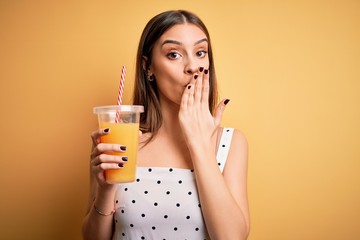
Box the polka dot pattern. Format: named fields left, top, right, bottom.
left=113, top=167, right=208, bottom=239
left=112, top=128, right=234, bottom=239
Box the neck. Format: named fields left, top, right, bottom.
left=157, top=99, right=184, bottom=142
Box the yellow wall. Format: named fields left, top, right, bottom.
left=0, top=0, right=359, bottom=239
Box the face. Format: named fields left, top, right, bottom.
left=148, top=23, right=210, bottom=105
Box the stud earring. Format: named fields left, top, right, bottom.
left=147, top=74, right=154, bottom=82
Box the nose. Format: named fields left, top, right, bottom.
left=184, top=56, right=198, bottom=75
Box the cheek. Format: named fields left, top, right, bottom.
left=154, top=64, right=183, bottom=84
left=152, top=59, right=172, bottom=77
left=202, top=58, right=210, bottom=69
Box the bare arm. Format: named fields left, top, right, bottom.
left=82, top=185, right=116, bottom=240
left=82, top=129, right=128, bottom=240
left=190, top=129, right=250, bottom=239
left=179, top=69, right=250, bottom=239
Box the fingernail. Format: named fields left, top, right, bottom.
left=204, top=69, right=209, bottom=74
left=104, top=128, right=110, bottom=133
left=120, top=146, right=126, bottom=151
left=224, top=99, right=230, bottom=105
left=122, top=157, right=128, bottom=161
left=199, top=67, right=204, bottom=72
left=194, top=74, right=198, bottom=79
left=187, top=85, right=191, bottom=89
left=118, top=163, right=124, bottom=168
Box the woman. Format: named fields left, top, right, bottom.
left=82, top=10, right=250, bottom=240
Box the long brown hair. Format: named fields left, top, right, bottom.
left=133, top=10, right=218, bottom=138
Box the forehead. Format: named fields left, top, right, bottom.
left=159, top=23, right=207, bottom=43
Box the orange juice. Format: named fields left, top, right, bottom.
left=99, top=122, right=140, bottom=183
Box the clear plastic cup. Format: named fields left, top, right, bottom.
left=93, top=105, right=144, bottom=183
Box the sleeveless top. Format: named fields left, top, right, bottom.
left=112, top=128, right=234, bottom=240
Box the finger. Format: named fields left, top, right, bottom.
left=213, top=98, right=230, bottom=126
left=91, top=143, right=126, bottom=159
left=194, top=72, right=202, bottom=104
left=91, top=159, right=124, bottom=179
left=201, top=68, right=210, bottom=106
left=91, top=128, right=110, bottom=147
left=188, top=73, right=198, bottom=106
left=92, top=153, right=128, bottom=166
left=180, top=84, right=193, bottom=111
left=188, top=81, right=195, bottom=106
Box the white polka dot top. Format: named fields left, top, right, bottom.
left=112, top=128, right=234, bottom=240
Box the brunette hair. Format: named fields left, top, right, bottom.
left=133, top=10, right=218, bottom=137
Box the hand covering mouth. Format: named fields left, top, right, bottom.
left=184, top=81, right=192, bottom=87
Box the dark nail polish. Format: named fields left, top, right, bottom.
left=120, top=146, right=126, bottom=151
left=122, top=157, right=128, bottom=161
left=104, top=128, right=110, bottom=133
left=224, top=99, right=230, bottom=105
left=187, top=85, right=191, bottom=89
left=118, top=163, right=124, bottom=168
left=194, top=74, right=198, bottom=79
left=199, top=67, right=204, bottom=72
left=204, top=69, right=209, bottom=74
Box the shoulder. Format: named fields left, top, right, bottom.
left=222, top=128, right=248, bottom=174
left=231, top=128, right=248, bottom=151
left=219, top=127, right=248, bottom=151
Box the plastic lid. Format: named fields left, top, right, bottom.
left=93, top=105, right=144, bottom=114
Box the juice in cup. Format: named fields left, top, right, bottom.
left=94, top=105, right=144, bottom=183
left=100, top=122, right=139, bottom=182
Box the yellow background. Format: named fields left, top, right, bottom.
left=0, top=0, right=359, bottom=239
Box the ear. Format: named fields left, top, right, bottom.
left=142, top=56, right=150, bottom=72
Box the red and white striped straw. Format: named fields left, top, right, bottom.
left=115, top=65, right=126, bottom=123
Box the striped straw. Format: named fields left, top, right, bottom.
left=115, top=65, right=126, bottom=123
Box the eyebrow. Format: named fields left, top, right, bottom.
left=161, top=38, right=208, bottom=47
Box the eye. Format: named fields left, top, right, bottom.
left=196, top=50, right=208, bottom=58
left=166, top=51, right=181, bottom=60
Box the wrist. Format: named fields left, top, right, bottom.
left=188, top=140, right=215, bottom=160
left=93, top=203, right=115, bottom=216
left=187, top=135, right=216, bottom=153
left=97, top=183, right=117, bottom=195
left=93, top=185, right=117, bottom=216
